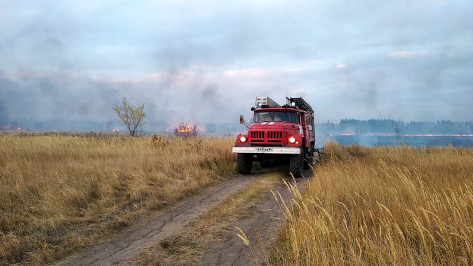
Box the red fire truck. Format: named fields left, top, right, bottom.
left=232, top=96, right=315, bottom=178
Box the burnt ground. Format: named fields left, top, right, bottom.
left=57, top=166, right=311, bottom=266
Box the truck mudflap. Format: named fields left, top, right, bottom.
left=232, top=146, right=300, bottom=154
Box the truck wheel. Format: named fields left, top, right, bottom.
left=290, top=147, right=304, bottom=178
left=304, top=144, right=315, bottom=169
left=237, top=154, right=253, bottom=174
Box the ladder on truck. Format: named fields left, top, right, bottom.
left=286, top=97, right=314, bottom=113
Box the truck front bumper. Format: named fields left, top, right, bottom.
left=232, top=146, right=300, bottom=154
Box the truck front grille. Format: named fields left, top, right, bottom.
left=250, top=130, right=284, bottom=144
left=267, top=131, right=282, bottom=139
left=251, top=131, right=264, bottom=139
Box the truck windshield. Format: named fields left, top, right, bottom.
left=254, top=111, right=298, bottom=123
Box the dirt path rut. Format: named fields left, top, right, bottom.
left=59, top=175, right=260, bottom=265
left=203, top=178, right=306, bottom=265
left=59, top=167, right=310, bottom=265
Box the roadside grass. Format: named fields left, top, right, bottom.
left=273, top=143, right=473, bottom=265
left=133, top=171, right=284, bottom=265
left=0, top=132, right=235, bottom=264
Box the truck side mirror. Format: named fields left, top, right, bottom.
left=240, top=115, right=244, bottom=124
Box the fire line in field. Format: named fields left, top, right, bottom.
left=336, top=133, right=473, bottom=137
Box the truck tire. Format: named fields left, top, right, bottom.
left=290, top=147, right=304, bottom=178
left=304, top=143, right=315, bottom=169
left=237, top=154, right=253, bottom=174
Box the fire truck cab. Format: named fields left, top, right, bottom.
left=232, top=96, right=315, bottom=178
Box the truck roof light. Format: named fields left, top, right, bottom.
left=255, top=96, right=280, bottom=107
left=286, top=97, right=314, bottom=113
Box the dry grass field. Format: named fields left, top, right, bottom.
left=0, top=132, right=235, bottom=264
left=3, top=132, right=472, bottom=265
left=275, top=143, right=473, bottom=265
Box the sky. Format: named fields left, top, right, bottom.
left=1, top=0, right=472, bottom=131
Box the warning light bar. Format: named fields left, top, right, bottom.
left=255, top=96, right=280, bottom=107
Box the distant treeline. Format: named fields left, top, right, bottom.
left=317, top=119, right=473, bottom=135
left=4, top=118, right=473, bottom=136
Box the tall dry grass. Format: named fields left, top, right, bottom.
left=0, top=133, right=235, bottom=264
left=276, top=143, right=473, bottom=265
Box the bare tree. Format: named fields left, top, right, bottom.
left=113, top=97, right=146, bottom=136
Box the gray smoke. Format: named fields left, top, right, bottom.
left=1, top=0, right=472, bottom=131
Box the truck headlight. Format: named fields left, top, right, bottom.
left=288, top=137, right=296, bottom=144
left=240, top=136, right=247, bottom=142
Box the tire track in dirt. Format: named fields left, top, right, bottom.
left=58, top=173, right=265, bottom=265
left=201, top=172, right=309, bottom=266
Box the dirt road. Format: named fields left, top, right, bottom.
left=202, top=176, right=303, bottom=265
left=58, top=167, right=309, bottom=265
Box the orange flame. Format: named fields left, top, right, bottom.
left=173, top=123, right=198, bottom=137
left=176, top=124, right=192, bottom=133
